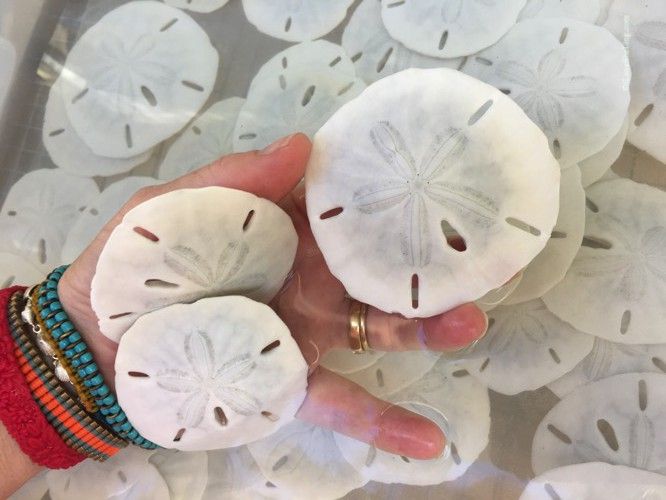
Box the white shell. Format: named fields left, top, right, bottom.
left=61, top=1, right=218, bottom=158
left=241, top=0, right=355, bottom=42
left=604, top=0, right=666, bottom=165
left=334, top=359, right=490, bottom=485
left=91, top=187, right=297, bottom=342
left=520, top=462, right=666, bottom=500
left=47, top=447, right=169, bottom=500
left=157, top=98, right=245, bottom=181
left=579, top=115, right=629, bottom=188
left=380, top=0, right=527, bottom=58
left=0, top=252, right=44, bottom=288
left=163, top=0, right=229, bottom=13
left=504, top=164, right=585, bottom=305
left=548, top=338, right=666, bottom=398
left=247, top=419, right=367, bottom=500
left=532, top=372, right=666, bottom=475
left=44, top=79, right=151, bottom=177
left=115, top=296, right=308, bottom=451
left=0, top=169, right=99, bottom=269
left=306, top=68, right=560, bottom=318
left=0, top=36, right=15, bottom=115
left=250, top=41, right=356, bottom=93
left=543, top=179, right=666, bottom=344
left=342, top=0, right=462, bottom=85
left=148, top=449, right=208, bottom=500
left=233, top=68, right=366, bottom=153
left=61, top=176, right=159, bottom=263
left=464, top=18, right=630, bottom=168
left=451, top=300, right=594, bottom=395
left=518, top=0, right=601, bottom=23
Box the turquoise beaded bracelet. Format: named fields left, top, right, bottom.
left=37, top=266, right=158, bottom=450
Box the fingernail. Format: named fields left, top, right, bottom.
left=259, top=134, right=295, bottom=155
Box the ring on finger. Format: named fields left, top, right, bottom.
left=348, top=300, right=370, bottom=354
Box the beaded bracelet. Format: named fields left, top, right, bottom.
left=36, top=266, right=158, bottom=450
left=8, top=291, right=126, bottom=461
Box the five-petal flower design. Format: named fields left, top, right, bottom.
left=573, top=225, right=666, bottom=302
left=156, top=330, right=260, bottom=428
left=354, top=121, right=498, bottom=267
left=163, top=241, right=265, bottom=299
left=496, top=50, right=597, bottom=132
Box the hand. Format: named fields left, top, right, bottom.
left=58, top=133, right=488, bottom=460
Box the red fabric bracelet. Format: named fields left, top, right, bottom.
left=0, top=286, right=85, bottom=469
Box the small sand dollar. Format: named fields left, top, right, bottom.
left=247, top=419, right=367, bottom=499
left=91, top=187, right=297, bottom=342
left=306, top=68, right=560, bottom=318
left=43, top=79, right=151, bottom=177
left=518, top=0, right=600, bottom=23
left=452, top=300, right=594, bottom=395
left=250, top=40, right=356, bottom=93
left=543, top=179, right=666, bottom=344
left=380, top=0, right=527, bottom=58
left=164, top=0, right=229, bottom=13
left=464, top=18, right=630, bottom=167
left=157, top=98, right=245, bottom=181
left=342, top=0, right=462, bottom=85
left=532, top=372, right=666, bottom=475
left=505, top=164, right=585, bottom=304
left=61, top=176, right=159, bottom=263
left=242, top=0, right=355, bottom=42
left=0, top=169, right=99, bottom=269
left=520, top=463, right=666, bottom=500
left=115, top=296, right=308, bottom=451
left=234, top=68, right=366, bottom=153
left=61, top=1, right=218, bottom=158
left=335, top=359, right=490, bottom=485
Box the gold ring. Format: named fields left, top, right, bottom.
left=348, top=300, right=370, bottom=354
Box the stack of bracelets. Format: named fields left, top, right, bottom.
left=0, top=265, right=159, bottom=469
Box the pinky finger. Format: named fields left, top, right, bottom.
left=297, top=367, right=446, bottom=460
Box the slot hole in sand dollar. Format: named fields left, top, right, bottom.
left=320, top=207, right=344, bottom=220
left=260, top=340, right=281, bottom=354
left=243, top=210, right=255, bottom=231
left=302, top=85, right=316, bottom=106
left=160, top=18, right=178, bottom=32
left=411, top=274, right=419, bottom=309
left=140, top=86, right=157, bottom=107
left=581, top=236, right=612, bottom=250
left=133, top=226, right=160, bottom=242
left=505, top=217, right=541, bottom=236
left=596, top=419, right=619, bottom=451
left=214, top=406, right=228, bottom=426
left=144, top=279, right=179, bottom=288
left=441, top=219, right=467, bottom=252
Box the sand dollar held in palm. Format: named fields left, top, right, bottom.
left=91, top=187, right=297, bottom=342
left=380, top=0, right=527, bottom=58
left=61, top=1, right=218, bottom=158
left=115, top=297, right=308, bottom=451
left=306, top=68, right=560, bottom=318
left=464, top=18, right=630, bottom=168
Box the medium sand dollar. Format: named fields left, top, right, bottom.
left=504, top=164, right=585, bottom=305
left=115, top=297, right=308, bottom=451
left=342, top=0, right=462, bottom=85
left=520, top=463, right=666, bottom=500
left=242, top=0, right=355, bottom=42
left=43, top=78, right=151, bottom=177
left=306, top=68, right=560, bottom=318
left=157, top=98, right=245, bottom=181
left=464, top=18, right=630, bottom=168
left=452, top=300, right=594, bottom=395
left=380, top=0, right=527, bottom=58
left=61, top=1, right=218, bottom=158
left=91, top=187, right=297, bottom=342
left=532, top=372, right=666, bottom=475
left=543, top=179, right=666, bottom=344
